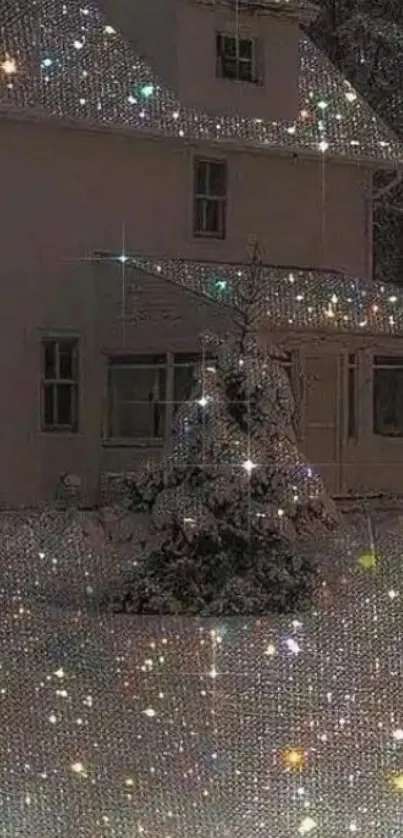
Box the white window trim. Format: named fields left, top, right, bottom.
left=216, top=32, right=258, bottom=84
left=372, top=354, right=403, bottom=438
left=40, top=335, right=80, bottom=433
left=105, top=352, right=202, bottom=447
left=193, top=158, right=227, bottom=239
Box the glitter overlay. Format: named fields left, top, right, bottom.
left=1, top=507, right=403, bottom=836
left=99, top=253, right=403, bottom=334
left=0, top=0, right=402, bottom=163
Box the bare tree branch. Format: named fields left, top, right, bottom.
left=373, top=172, right=403, bottom=202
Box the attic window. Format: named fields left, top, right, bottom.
left=216, top=33, right=258, bottom=84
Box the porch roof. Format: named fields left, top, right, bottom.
left=0, top=0, right=402, bottom=165
left=96, top=252, right=403, bottom=337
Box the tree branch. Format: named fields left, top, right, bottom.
left=373, top=171, right=403, bottom=202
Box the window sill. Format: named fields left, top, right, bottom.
left=40, top=428, right=80, bottom=436
left=373, top=432, right=403, bottom=439
left=102, top=438, right=164, bottom=449
left=193, top=231, right=226, bottom=241
left=216, top=75, right=263, bottom=87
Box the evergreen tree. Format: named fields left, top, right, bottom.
left=111, top=247, right=338, bottom=617
left=307, top=1, right=403, bottom=285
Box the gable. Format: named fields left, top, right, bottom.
left=0, top=0, right=402, bottom=164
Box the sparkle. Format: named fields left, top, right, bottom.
left=242, top=459, right=257, bottom=473
left=298, top=816, right=317, bottom=834
left=0, top=0, right=401, bottom=163
left=1, top=56, right=17, bottom=75
left=106, top=253, right=403, bottom=337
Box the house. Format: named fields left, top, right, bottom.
left=1, top=0, right=403, bottom=506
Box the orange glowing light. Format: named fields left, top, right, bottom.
left=1, top=57, right=17, bottom=75
left=281, top=747, right=307, bottom=770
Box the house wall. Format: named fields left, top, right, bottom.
left=176, top=2, right=299, bottom=121
left=1, top=253, right=403, bottom=506
left=0, top=118, right=371, bottom=278
left=0, top=261, right=235, bottom=506
left=97, top=0, right=299, bottom=122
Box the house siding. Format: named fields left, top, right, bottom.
left=0, top=118, right=371, bottom=278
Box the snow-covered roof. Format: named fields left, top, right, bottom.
left=99, top=252, right=403, bottom=335
left=0, top=0, right=402, bottom=164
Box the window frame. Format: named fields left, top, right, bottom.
left=40, top=336, right=79, bottom=433
left=193, top=158, right=227, bottom=239
left=347, top=353, right=358, bottom=441
left=105, top=352, right=202, bottom=446
left=215, top=31, right=258, bottom=84
left=373, top=354, right=403, bottom=438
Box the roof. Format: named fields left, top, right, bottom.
left=98, top=252, right=403, bottom=336
left=0, top=0, right=402, bottom=164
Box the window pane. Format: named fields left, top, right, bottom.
left=205, top=199, right=225, bottom=235
left=238, top=60, right=253, bottom=82
left=113, top=402, right=165, bottom=438
left=194, top=197, right=205, bottom=233
left=109, top=354, right=166, bottom=366
left=43, top=383, right=54, bottom=426
left=223, top=36, right=237, bottom=57
left=207, top=162, right=226, bottom=197
left=43, top=341, right=56, bottom=380
left=373, top=368, right=403, bottom=436
left=109, top=366, right=166, bottom=438
left=238, top=38, right=252, bottom=59
left=59, top=341, right=76, bottom=380
left=174, top=365, right=198, bottom=409
left=195, top=161, right=207, bottom=195
left=110, top=367, right=165, bottom=402
left=348, top=366, right=356, bottom=438
left=221, top=57, right=237, bottom=79
left=374, top=355, right=403, bottom=367
left=57, top=383, right=74, bottom=426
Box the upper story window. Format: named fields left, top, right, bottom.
left=193, top=158, right=227, bottom=239
left=373, top=355, right=403, bottom=437
left=216, top=32, right=258, bottom=83
left=41, top=337, right=79, bottom=432
left=107, top=353, right=202, bottom=443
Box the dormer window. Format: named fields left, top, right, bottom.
left=216, top=32, right=258, bottom=84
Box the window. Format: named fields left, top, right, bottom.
left=193, top=159, right=227, bottom=238
left=216, top=33, right=257, bottom=83
left=107, top=353, right=201, bottom=442
left=281, top=352, right=293, bottom=385
left=373, top=355, right=403, bottom=437
left=347, top=353, right=357, bottom=439
left=41, top=337, right=79, bottom=432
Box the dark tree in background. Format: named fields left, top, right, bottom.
left=307, top=0, right=403, bottom=285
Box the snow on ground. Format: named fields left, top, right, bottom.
left=0, top=504, right=402, bottom=836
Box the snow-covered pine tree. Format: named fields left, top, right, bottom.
left=113, top=245, right=339, bottom=616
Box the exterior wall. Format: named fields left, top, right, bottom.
left=96, top=0, right=299, bottom=122
left=0, top=261, right=234, bottom=506
left=1, top=248, right=403, bottom=506
left=0, top=118, right=371, bottom=279
left=272, top=330, right=403, bottom=497
left=176, top=3, right=299, bottom=121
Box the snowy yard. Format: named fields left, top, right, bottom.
left=0, top=505, right=402, bottom=835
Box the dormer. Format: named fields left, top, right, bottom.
left=104, top=0, right=317, bottom=123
